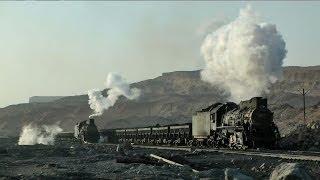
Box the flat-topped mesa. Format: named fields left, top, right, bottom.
left=283, top=66, right=320, bottom=83
left=29, top=96, right=64, bottom=103
left=161, top=70, right=200, bottom=80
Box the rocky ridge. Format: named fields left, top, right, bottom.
left=0, top=66, right=319, bottom=137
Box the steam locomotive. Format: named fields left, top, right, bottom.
left=74, top=119, right=100, bottom=143
left=73, top=97, right=280, bottom=149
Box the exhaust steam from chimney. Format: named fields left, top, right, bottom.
left=88, top=72, right=141, bottom=118
left=200, top=6, right=287, bottom=102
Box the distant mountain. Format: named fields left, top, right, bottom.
left=29, top=96, right=65, bottom=103
left=0, top=66, right=319, bottom=137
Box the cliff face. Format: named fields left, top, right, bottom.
left=0, top=66, right=319, bottom=137
left=270, top=66, right=320, bottom=97
left=284, top=66, right=320, bottom=83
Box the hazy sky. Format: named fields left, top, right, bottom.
left=1, top=1, right=319, bottom=108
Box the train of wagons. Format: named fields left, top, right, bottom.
left=69, top=97, right=280, bottom=149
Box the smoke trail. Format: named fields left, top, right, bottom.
left=88, top=89, right=110, bottom=118
left=18, top=124, right=63, bottom=145
left=88, top=72, right=141, bottom=118
left=200, top=6, right=287, bottom=102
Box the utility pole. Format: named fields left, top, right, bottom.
left=170, top=103, right=173, bottom=119
left=298, top=88, right=310, bottom=125
left=148, top=106, right=151, bottom=118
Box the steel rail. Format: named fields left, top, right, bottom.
left=132, top=145, right=320, bottom=162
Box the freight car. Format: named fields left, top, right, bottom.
left=116, top=123, right=192, bottom=146
left=111, top=97, right=280, bottom=149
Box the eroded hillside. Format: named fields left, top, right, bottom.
left=0, top=66, right=319, bottom=137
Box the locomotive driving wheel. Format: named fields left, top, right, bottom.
left=196, top=140, right=204, bottom=147
left=207, top=138, right=214, bottom=147
left=229, top=131, right=245, bottom=149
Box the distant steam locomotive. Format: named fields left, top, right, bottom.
left=74, top=119, right=100, bottom=143
left=72, top=97, right=280, bottom=149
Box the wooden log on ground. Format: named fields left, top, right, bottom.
left=150, top=154, right=199, bottom=173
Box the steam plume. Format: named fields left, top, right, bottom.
left=18, top=124, right=63, bottom=145
left=201, top=6, right=287, bottom=102
left=88, top=72, right=141, bottom=118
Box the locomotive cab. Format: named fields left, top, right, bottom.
left=192, top=102, right=238, bottom=146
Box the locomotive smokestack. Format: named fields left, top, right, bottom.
left=89, top=118, right=96, bottom=125
left=200, top=5, right=287, bottom=102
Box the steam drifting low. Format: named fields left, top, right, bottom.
left=18, top=124, right=63, bottom=145
left=201, top=6, right=287, bottom=102
left=88, top=72, right=141, bottom=118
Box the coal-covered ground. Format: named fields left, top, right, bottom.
left=0, top=138, right=319, bottom=180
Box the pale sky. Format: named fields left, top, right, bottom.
left=1, top=1, right=319, bottom=108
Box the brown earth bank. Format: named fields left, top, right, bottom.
left=0, top=138, right=318, bottom=180
left=0, top=66, right=320, bottom=137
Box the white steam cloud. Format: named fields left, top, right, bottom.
left=18, top=124, right=63, bottom=145
left=201, top=6, right=287, bottom=102
left=88, top=72, right=141, bottom=118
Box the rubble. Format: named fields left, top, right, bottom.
left=116, top=143, right=132, bottom=152
left=124, top=164, right=156, bottom=175
left=0, top=147, right=8, bottom=154
left=269, top=163, right=312, bottom=180
left=281, top=122, right=320, bottom=151
left=47, top=147, right=71, bottom=157
left=169, top=154, right=190, bottom=165
left=198, top=168, right=224, bottom=179
left=0, top=138, right=319, bottom=179
left=116, top=153, right=160, bottom=165
left=224, top=168, right=254, bottom=180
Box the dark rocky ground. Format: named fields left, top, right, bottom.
left=0, top=137, right=319, bottom=180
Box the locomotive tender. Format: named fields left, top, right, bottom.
left=113, top=97, right=280, bottom=149
left=72, top=97, right=280, bottom=149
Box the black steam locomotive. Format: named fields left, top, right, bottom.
left=191, top=96, right=280, bottom=149
left=73, top=97, right=280, bottom=149
left=74, top=119, right=100, bottom=143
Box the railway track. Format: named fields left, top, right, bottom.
left=132, top=145, right=320, bottom=162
